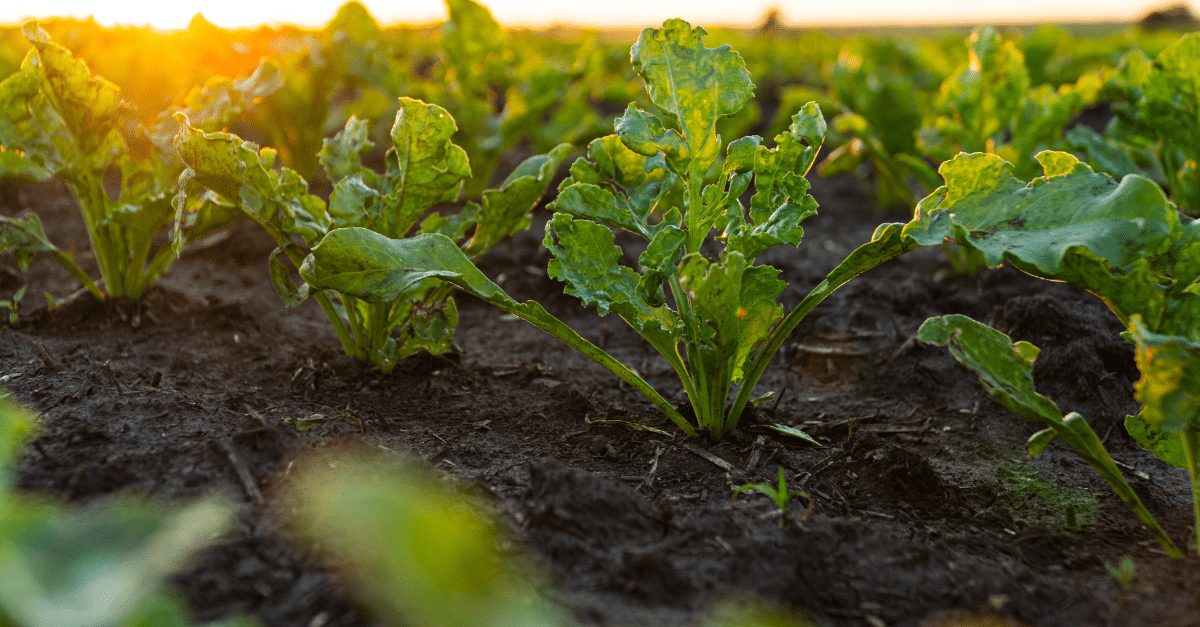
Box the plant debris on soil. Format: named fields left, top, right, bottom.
left=2, top=169, right=1199, bottom=627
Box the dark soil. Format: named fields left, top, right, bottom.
left=2, top=170, right=1199, bottom=627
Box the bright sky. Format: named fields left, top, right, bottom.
left=0, top=0, right=1194, bottom=30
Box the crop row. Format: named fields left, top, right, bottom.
left=0, top=3, right=1199, bottom=625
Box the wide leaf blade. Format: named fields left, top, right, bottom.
left=628, top=19, right=754, bottom=173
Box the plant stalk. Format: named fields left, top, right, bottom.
left=1182, top=429, right=1200, bottom=556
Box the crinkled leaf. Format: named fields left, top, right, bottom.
left=551, top=184, right=648, bottom=238
left=721, top=103, right=824, bottom=261
left=542, top=214, right=681, bottom=338
left=635, top=225, right=685, bottom=307
left=329, top=174, right=383, bottom=232
left=628, top=19, right=754, bottom=174
left=462, top=143, right=570, bottom=256
left=1129, top=315, right=1200, bottom=436
left=385, top=98, right=471, bottom=237
left=553, top=134, right=677, bottom=240
left=678, top=252, right=784, bottom=380
left=175, top=113, right=328, bottom=245
left=21, top=21, right=126, bottom=171
left=614, top=105, right=689, bottom=165
left=0, top=63, right=67, bottom=181
left=319, top=116, right=375, bottom=183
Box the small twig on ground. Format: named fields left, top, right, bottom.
left=745, top=435, right=768, bottom=473
left=683, top=443, right=745, bottom=480
left=216, top=439, right=263, bottom=505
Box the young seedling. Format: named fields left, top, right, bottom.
left=733, top=467, right=808, bottom=527
left=0, top=284, right=25, bottom=325
left=301, top=19, right=922, bottom=440
left=1106, top=556, right=1149, bottom=594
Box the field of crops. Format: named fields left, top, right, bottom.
left=2, top=2, right=1200, bottom=626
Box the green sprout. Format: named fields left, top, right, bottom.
left=0, top=284, right=25, bottom=324
left=732, top=467, right=808, bottom=527
left=1106, top=556, right=1150, bottom=594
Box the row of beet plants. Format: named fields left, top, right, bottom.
left=301, top=21, right=1200, bottom=556
left=1, top=13, right=1198, bottom=559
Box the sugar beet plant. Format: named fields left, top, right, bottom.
left=0, top=22, right=280, bottom=301
left=174, top=98, right=569, bottom=373
left=904, top=150, right=1200, bottom=555
left=302, top=19, right=923, bottom=440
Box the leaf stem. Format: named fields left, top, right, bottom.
left=1182, top=429, right=1200, bottom=556
left=47, top=250, right=103, bottom=300
left=487, top=296, right=696, bottom=437
left=728, top=227, right=918, bottom=428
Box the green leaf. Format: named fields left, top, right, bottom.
left=542, top=214, right=682, bottom=338
left=442, top=0, right=505, bottom=84
left=1026, top=428, right=1058, bottom=458
left=289, top=455, right=562, bottom=627
left=678, top=253, right=785, bottom=381
left=919, top=313, right=1180, bottom=556
left=1125, top=413, right=1187, bottom=469
left=1139, top=33, right=1200, bottom=214
left=917, top=314, right=1061, bottom=423
left=762, top=424, right=820, bottom=446
left=269, top=246, right=310, bottom=309
left=628, top=19, right=754, bottom=174
left=904, top=151, right=1175, bottom=279
left=0, top=64, right=66, bottom=181
left=329, top=174, right=384, bottom=232
left=552, top=134, right=678, bottom=239
left=0, top=393, right=36, bottom=473
left=1129, top=315, right=1200, bottom=436
left=723, top=103, right=825, bottom=261
left=0, top=213, right=63, bottom=271
left=21, top=21, right=126, bottom=171
left=175, top=113, right=329, bottom=245
left=319, top=116, right=375, bottom=183
left=462, top=143, right=570, bottom=257
left=0, top=496, right=232, bottom=627
left=584, top=416, right=673, bottom=437
left=614, top=105, right=689, bottom=164
left=385, top=97, right=471, bottom=237
left=923, top=27, right=1030, bottom=156
left=636, top=225, right=686, bottom=306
